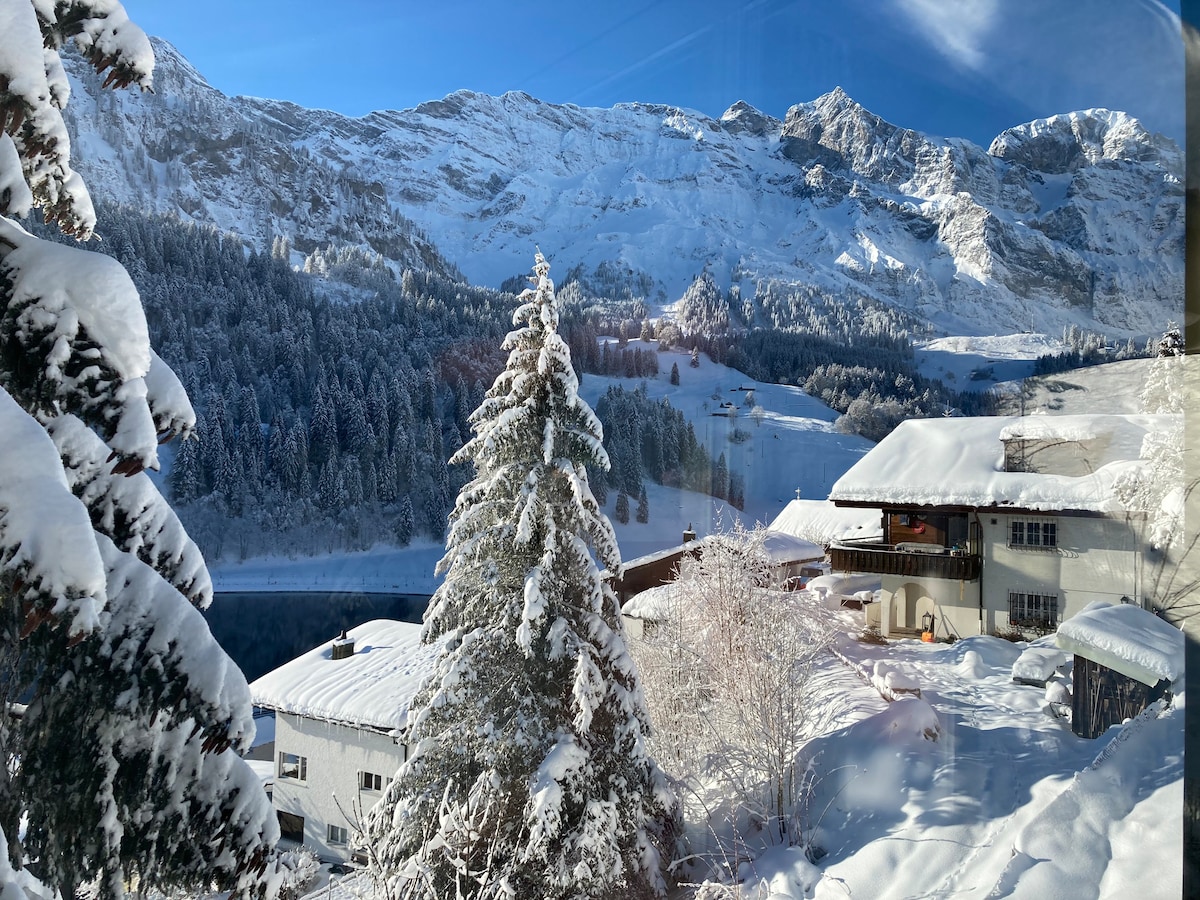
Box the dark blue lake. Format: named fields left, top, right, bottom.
left=202, top=591, right=430, bottom=683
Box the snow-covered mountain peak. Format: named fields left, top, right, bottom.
left=411, top=88, right=520, bottom=120
left=144, top=36, right=212, bottom=95
left=719, top=100, right=780, bottom=138
left=989, top=108, right=1182, bottom=175
left=779, top=88, right=934, bottom=186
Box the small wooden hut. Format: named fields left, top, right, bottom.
left=1055, top=601, right=1183, bottom=739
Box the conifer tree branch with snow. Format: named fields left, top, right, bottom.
left=363, top=252, right=679, bottom=899
left=0, top=3, right=278, bottom=897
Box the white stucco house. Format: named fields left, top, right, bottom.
left=827, top=414, right=1171, bottom=639
left=249, top=619, right=442, bottom=862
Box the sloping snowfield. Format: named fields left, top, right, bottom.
left=211, top=342, right=873, bottom=589
left=741, top=615, right=1183, bottom=900
left=578, top=342, right=873, bottom=560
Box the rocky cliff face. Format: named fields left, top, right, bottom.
left=59, top=39, right=1182, bottom=336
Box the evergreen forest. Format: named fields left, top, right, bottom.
left=48, top=206, right=1122, bottom=560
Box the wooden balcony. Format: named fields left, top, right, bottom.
left=830, top=542, right=981, bottom=581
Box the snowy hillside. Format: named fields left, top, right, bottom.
left=914, top=333, right=1066, bottom=387
left=579, top=342, right=874, bottom=560
left=209, top=344, right=872, bottom=589
left=995, top=357, right=1154, bottom=415
left=59, top=40, right=1182, bottom=337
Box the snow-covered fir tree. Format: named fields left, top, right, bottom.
left=363, top=252, right=678, bottom=899
left=0, top=4, right=277, bottom=897
left=615, top=490, right=631, bottom=524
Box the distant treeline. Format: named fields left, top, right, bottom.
left=47, top=205, right=518, bottom=559
left=1032, top=326, right=1149, bottom=376
left=39, top=208, right=1101, bottom=558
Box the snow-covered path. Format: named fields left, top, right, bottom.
left=757, top=631, right=1187, bottom=900
left=857, top=639, right=1094, bottom=899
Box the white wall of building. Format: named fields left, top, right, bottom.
left=878, top=576, right=981, bottom=639
left=271, top=713, right=407, bottom=862
left=876, top=513, right=1143, bottom=638
left=979, top=514, right=1142, bottom=633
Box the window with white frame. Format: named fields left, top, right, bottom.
left=1008, top=591, right=1059, bottom=629
left=327, top=824, right=349, bottom=845
left=1008, top=517, right=1057, bottom=549
left=360, top=770, right=383, bottom=791
left=278, top=751, right=307, bottom=781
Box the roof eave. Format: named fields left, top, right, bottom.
left=255, top=704, right=402, bottom=737
left=829, top=497, right=1118, bottom=518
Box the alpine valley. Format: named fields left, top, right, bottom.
left=63, top=38, right=1182, bottom=338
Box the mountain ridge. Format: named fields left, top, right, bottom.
left=60, top=37, right=1182, bottom=337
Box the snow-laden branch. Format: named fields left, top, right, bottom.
left=49, top=414, right=212, bottom=607
left=0, top=384, right=104, bottom=636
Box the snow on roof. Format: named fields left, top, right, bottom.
left=622, top=583, right=678, bottom=620
left=761, top=531, right=824, bottom=564
left=805, top=573, right=880, bottom=598
left=829, top=415, right=1166, bottom=512
left=616, top=540, right=699, bottom=575
left=768, top=499, right=883, bottom=544
left=1056, top=602, right=1184, bottom=686
left=620, top=531, right=820, bottom=577
left=1011, top=646, right=1069, bottom=684
left=998, top=419, right=1097, bottom=442
left=249, top=620, right=441, bottom=732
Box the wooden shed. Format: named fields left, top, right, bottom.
left=1055, top=601, right=1183, bottom=739
left=608, top=537, right=701, bottom=606
left=609, top=528, right=823, bottom=605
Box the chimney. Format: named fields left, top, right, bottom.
left=683, top=523, right=696, bottom=544
left=331, top=630, right=355, bottom=660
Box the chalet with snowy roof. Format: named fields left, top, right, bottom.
left=617, top=529, right=826, bottom=636
left=249, top=620, right=441, bottom=862
left=1056, top=601, right=1183, bottom=739
left=610, top=528, right=703, bottom=606
left=613, top=527, right=825, bottom=608
left=766, top=499, right=883, bottom=586
left=827, top=414, right=1170, bottom=639
left=621, top=583, right=678, bottom=639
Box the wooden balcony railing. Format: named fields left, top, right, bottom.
left=830, top=543, right=981, bottom=581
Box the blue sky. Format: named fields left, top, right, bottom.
left=121, top=0, right=1184, bottom=148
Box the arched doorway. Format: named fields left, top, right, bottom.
left=892, top=581, right=932, bottom=632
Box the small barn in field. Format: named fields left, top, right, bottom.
left=1055, top=601, right=1183, bottom=739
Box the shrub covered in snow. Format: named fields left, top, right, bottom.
left=632, top=521, right=837, bottom=874
left=273, top=847, right=320, bottom=900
